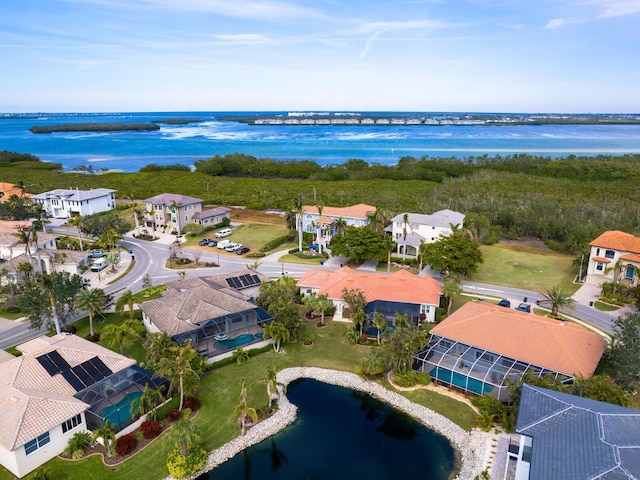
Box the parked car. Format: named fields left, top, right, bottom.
left=198, top=238, right=210, bottom=246
left=236, top=246, right=250, bottom=255
left=89, top=249, right=104, bottom=258
left=217, top=240, right=232, bottom=249
left=516, top=303, right=531, bottom=313
left=226, top=243, right=242, bottom=252
left=215, top=228, right=232, bottom=238
left=207, top=240, right=218, bottom=247
left=497, top=299, right=511, bottom=308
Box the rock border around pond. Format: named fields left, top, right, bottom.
left=168, top=367, right=489, bottom=480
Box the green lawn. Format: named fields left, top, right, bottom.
left=2, top=319, right=477, bottom=480
left=471, top=243, right=579, bottom=293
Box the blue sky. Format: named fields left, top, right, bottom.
left=1, top=0, right=639, bottom=113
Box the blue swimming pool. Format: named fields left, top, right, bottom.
left=99, top=391, right=143, bottom=428
left=434, top=368, right=493, bottom=395
left=214, top=333, right=256, bottom=350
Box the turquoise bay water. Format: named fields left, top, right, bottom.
left=199, top=379, right=456, bottom=480
left=2, top=112, right=640, bottom=172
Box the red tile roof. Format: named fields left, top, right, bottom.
left=430, top=302, right=606, bottom=378
left=620, top=253, right=640, bottom=263
left=592, top=257, right=611, bottom=263
left=303, top=204, right=376, bottom=220
left=297, top=267, right=442, bottom=305
left=590, top=230, right=640, bottom=254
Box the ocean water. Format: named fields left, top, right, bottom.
left=198, top=378, right=456, bottom=480
left=2, top=112, right=640, bottom=172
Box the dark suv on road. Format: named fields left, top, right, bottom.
left=497, top=299, right=511, bottom=308
left=516, top=303, right=531, bottom=313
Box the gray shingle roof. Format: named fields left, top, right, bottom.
left=390, top=209, right=465, bottom=229
left=516, top=384, right=640, bottom=480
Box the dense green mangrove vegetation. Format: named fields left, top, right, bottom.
left=3, top=152, right=640, bottom=254
left=29, top=123, right=160, bottom=133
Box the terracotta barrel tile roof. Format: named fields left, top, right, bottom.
left=302, top=203, right=376, bottom=220
left=590, top=230, right=640, bottom=254
left=430, top=302, right=606, bottom=378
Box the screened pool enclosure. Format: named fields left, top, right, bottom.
left=171, top=307, right=274, bottom=357
left=75, top=365, right=169, bottom=433
left=413, top=335, right=573, bottom=401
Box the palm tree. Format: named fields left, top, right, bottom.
left=315, top=294, right=333, bottom=326
left=75, top=288, right=107, bottom=337
left=147, top=207, right=157, bottom=236
left=67, top=216, right=84, bottom=251
left=292, top=198, right=304, bottom=252
left=170, top=200, right=182, bottom=235
left=156, top=340, right=202, bottom=411
left=334, top=216, right=347, bottom=236
left=91, top=421, right=116, bottom=458
left=231, top=347, right=250, bottom=365
left=165, top=415, right=200, bottom=456
left=540, top=285, right=576, bottom=318
left=144, top=331, right=175, bottom=370
left=232, top=379, right=258, bottom=436
left=40, top=274, right=62, bottom=335
left=30, top=227, right=44, bottom=275
left=101, top=320, right=139, bottom=355
left=132, top=204, right=146, bottom=237
left=264, top=366, right=282, bottom=408
left=115, top=290, right=137, bottom=321
left=262, top=321, right=290, bottom=353
left=442, top=278, right=462, bottom=316
left=14, top=226, right=33, bottom=266
left=130, top=384, right=166, bottom=421
left=402, top=213, right=411, bottom=260
left=15, top=180, right=27, bottom=198
left=372, top=311, right=387, bottom=345
left=316, top=204, right=324, bottom=254
left=366, top=208, right=390, bottom=234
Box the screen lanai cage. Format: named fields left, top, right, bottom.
left=75, top=365, right=170, bottom=433
left=172, top=307, right=274, bottom=357
left=413, top=335, right=573, bottom=402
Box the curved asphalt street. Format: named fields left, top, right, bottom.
left=0, top=231, right=621, bottom=349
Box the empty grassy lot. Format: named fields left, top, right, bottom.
left=471, top=242, right=579, bottom=293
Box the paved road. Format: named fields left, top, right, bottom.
left=0, top=232, right=622, bottom=349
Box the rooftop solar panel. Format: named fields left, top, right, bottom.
left=82, top=360, right=103, bottom=382
left=36, top=354, right=59, bottom=376
left=71, top=365, right=92, bottom=388
left=89, top=357, right=113, bottom=378
left=62, top=369, right=86, bottom=392
left=251, top=275, right=261, bottom=284
left=226, top=278, right=235, bottom=288
left=230, top=277, right=242, bottom=288
left=48, top=350, right=70, bottom=372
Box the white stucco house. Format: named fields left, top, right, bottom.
left=0, top=335, right=167, bottom=478
left=191, top=206, right=231, bottom=228
left=586, top=230, right=640, bottom=286
left=386, top=209, right=465, bottom=258
left=32, top=188, right=116, bottom=218
left=298, top=203, right=376, bottom=248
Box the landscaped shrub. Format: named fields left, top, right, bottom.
left=394, top=370, right=419, bottom=387
left=207, top=344, right=272, bottom=370
left=155, top=396, right=180, bottom=421
left=260, top=234, right=291, bottom=252
left=471, top=395, right=508, bottom=419
left=64, top=431, right=91, bottom=459
left=166, top=446, right=207, bottom=479
left=139, top=420, right=162, bottom=439
left=183, top=397, right=200, bottom=412
left=61, top=325, right=77, bottom=334
left=115, top=433, right=137, bottom=456
left=167, top=409, right=182, bottom=422
left=416, top=372, right=431, bottom=385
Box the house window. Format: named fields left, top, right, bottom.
left=625, top=265, right=636, bottom=280
left=596, top=262, right=604, bottom=272
left=604, top=250, right=615, bottom=259
left=62, top=414, right=82, bottom=433
left=24, top=432, right=50, bottom=455
left=420, top=305, right=431, bottom=314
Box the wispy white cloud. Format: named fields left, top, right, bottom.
left=211, top=33, right=273, bottom=45
left=590, top=0, right=640, bottom=18
left=65, top=0, right=327, bottom=20
left=544, top=17, right=583, bottom=29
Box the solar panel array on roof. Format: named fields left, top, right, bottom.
left=36, top=350, right=71, bottom=376
left=225, top=274, right=262, bottom=290
left=37, top=353, right=113, bottom=392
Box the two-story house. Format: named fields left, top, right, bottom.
left=32, top=188, right=116, bottom=218
left=143, top=193, right=204, bottom=235
left=386, top=209, right=465, bottom=258
left=299, top=204, right=376, bottom=248
left=586, top=230, right=640, bottom=286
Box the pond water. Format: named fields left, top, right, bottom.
left=199, top=378, right=456, bottom=480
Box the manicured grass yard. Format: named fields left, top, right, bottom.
left=2, top=319, right=477, bottom=480
left=471, top=242, right=579, bottom=293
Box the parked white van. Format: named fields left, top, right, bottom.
left=217, top=239, right=232, bottom=249
left=215, top=228, right=232, bottom=238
